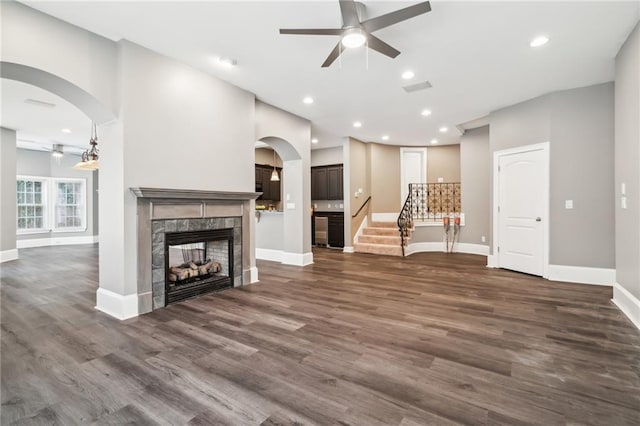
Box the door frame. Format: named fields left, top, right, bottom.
left=492, top=142, right=550, bottom=278
left=400, top=147, right=427, bottom=206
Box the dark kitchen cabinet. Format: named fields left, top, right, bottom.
left=311, top=164, right=343, bottom=200
left=312, top=211, right=344, bottom=248
left=311, top=167, right=328, bottom=200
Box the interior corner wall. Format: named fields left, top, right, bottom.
left=369, top=143, right=400, bottom=214
left=0, top=127, right=17, bottom=254
left=489, top=82, right=615, bottom=269
left=349, top=138, right=370, bottom=242
left=460, top=126, right=490, bottom=245
left=615, top=22, right=640, bottom=301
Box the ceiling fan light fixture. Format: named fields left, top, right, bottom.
left=341, top=28, right=367, bottom=48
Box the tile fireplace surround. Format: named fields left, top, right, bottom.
left=131, top=188, right=260, bottom=314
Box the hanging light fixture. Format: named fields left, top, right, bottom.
left=73, top=123, right=99, bottom=171
left=270, top=149, right=280, bottom=181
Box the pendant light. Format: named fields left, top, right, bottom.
left=73, top=123, right=99, bottom=171
left=270, top=149, right=280, bottom=181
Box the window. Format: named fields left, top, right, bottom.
left=16, top=176, right=87, bottom=234
left=16, top=178, right=46, bottom=231
left=54, top=180, right=85, bottom=230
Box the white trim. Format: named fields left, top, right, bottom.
left=548, top=265, right=615, bottom=286
left=612, top=283, right=640, bottom=329
left=493, top=142, right=550, bottom=278
left=282, top=251, right=314, bottom=266
left=371, top=213, right=398, bottom=222
left=95, top=288, right=138, bottom=320
left=250, top=266, right=259, bottom=283
left=405, top=242, right=489, bottom=256
left=354, top=216, right=368, bottom=244
left=17, top=235, right=99, bottom=249
left=414, top=213, right=466, bottom=227
left=400, top=147, right=427, bottom=206
left=486, top=254, right=498, bottom=268
left=255, top=248, right=284, bottom=263
left=0, top=249, right=19, bottom=263
left=343, top=246, right=354, bottom=253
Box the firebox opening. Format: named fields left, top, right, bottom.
left=165, top=228, right=234, bottom=305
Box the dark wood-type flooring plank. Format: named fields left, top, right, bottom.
left=2, top=245, right=639, bottom=425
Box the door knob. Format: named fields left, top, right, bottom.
left=535, top=217, right=542, bottom=222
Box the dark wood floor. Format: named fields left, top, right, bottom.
left=2, top=245, right=639, bottom=425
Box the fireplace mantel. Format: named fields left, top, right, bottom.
left=130, top=187, right=261, bottom=201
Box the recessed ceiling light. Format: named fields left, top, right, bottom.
left=217, top=56, right=237, bottom=67
left=61, top=128, right=71, bottom=133
left=311, top=138, right=319, bottom=144
left=439, top=127, right=448, bottom=133
left=530, top=36, right=549, bottom=47
left=430, top=139, right=438, bottom=144
left=401, top=70, right=415, bottom=80
left=353, top=121, right=362, bottom=128
left=421, top=109, right=431, bottom=117
left=303, top=96, right=314, bottom=104
left=381, top=135, right=389, bottom=141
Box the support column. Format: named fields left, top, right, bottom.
left=0, top=127, right=18, bottom=263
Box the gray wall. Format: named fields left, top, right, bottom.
left=15, top=148, right=99, bottom=241
left=615, top=22, right=640, bottom=300
left=311, top=147, right=343, bottom=167
left=489, top=82, right=615, bottom=268
left=460, top=126, right=490, bottom=245
left=1, top=127, right=17, bottom=253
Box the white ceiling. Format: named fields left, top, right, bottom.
left=1, top=79, right=91, bottom=155
left=18, top=1, right=640, bottom=150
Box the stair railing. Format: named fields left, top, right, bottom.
left=397, top=186, right=414, bottom=257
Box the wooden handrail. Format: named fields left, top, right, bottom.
left=351, top=196, right=372, bottom=218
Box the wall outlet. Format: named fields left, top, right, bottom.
left=313, top=203, right=318, bottom=208
left=437, top=177, right=444, bottom=183
left=327, top=203, right=331, bottom=208
left=339, top=203, right=344, bottom=208
left=481, top=236, right=486, bottom=243
left=621, top=182, right=626, bottom=195
left=621, top=197, right=627, bottom=209
left=565, top=200, right=573, bottom=209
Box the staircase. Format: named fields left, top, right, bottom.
left=354, top=221, right=411, bottom=256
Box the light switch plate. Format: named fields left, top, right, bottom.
left=565, top=200, right=573, bottom=209
left=621, top=197, right=627, bottom=209
left=286, top=194, right=290, bottom=201
left=286, top=202, right=295, bottom=210
left=621, top=182, right=626, bottom=195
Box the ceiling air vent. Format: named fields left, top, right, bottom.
left=402, top=80, right=432, bottom=93
left=24, top=98, right=56, bottom=108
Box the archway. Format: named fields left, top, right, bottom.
left=256, top=136, right=312, bottom=266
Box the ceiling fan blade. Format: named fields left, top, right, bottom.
left=339, top=0, right=360, bottom=27
left=366, top=34, right=401, bottom=59
left=321, top=43, right=343, bottom=68
left=279, top=28, right=343, bottom=36
left=361, top=1, right=431, bottom=33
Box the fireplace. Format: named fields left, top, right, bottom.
left=131, top=187, right=260, bottom=314
left=165, top=228, right=234, bottom=305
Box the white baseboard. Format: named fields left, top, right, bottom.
left=405, top=241, right=489, bottom=257
left=486, top=254, right=498, bottom=268
left=548, top=265, right=615, bottom=286
left=255, top=248, right=284, bottom=262
left=612, top=282, right=640, bottom=329
left=372, top=213, right=398, bottom=222
left=0, top=249, right=19, bottom=263
left=250, top=266, right=259, bottom=283
left=354, top=216, right=368, bottom=244
left=95, top=288, right=138, bottom=320
left=282, top=251, right=314, bottom=266
left=17, top=235, right=99, bottom=249
left=343, top=246, right=354, bottom=253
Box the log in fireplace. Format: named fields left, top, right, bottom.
left=165, top=228, right=234, bottom=305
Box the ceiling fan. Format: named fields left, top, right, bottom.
left=279, top=0, right=432, bottom=68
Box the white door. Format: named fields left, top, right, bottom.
left=497, top=147, right=547, bottom=276
left=401, top=148, right=427, bottom=205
